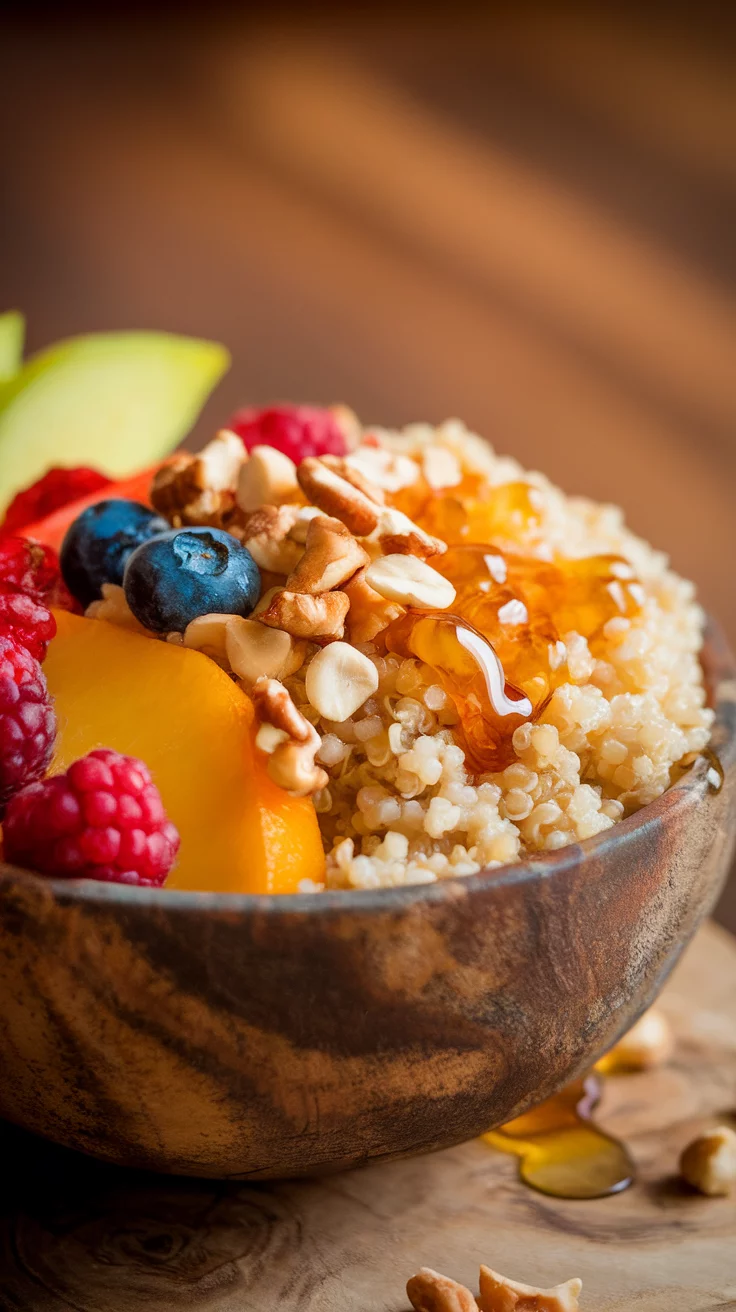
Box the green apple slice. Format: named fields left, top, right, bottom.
left=0, top=331, right=230, bottom=510
left=0, top=311, right=25, bottom=383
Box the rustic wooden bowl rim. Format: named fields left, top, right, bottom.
left=3, top=616, right=735, bottom=918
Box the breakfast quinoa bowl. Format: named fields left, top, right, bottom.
left=0, top=353, right=731, bottom=1178
left=0, top=401, right=712, bottom=895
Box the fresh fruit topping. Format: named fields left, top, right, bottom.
left=0, top=592, right=56, bottom=662
left=2, top=466, right=111, bottom=536
left=227, top=404, right=347, bottom=464
left=0, top=330, right=229, bottom=510
left=3, top=748, right=180, bottom=887
left=0, top=634, right=57, bottom=813
left=44, top=611, right=325, bottom=892
left=20, top=467, right=158, bottom=553
left=0, top=310, right=24, bottom=383
left=0, top=535, right=67, bottom=603
left=123, top=527, right=261, bottom=634
left=60, top=500, right=171, bottom=609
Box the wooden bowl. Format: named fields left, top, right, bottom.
left=0, top=622, right=734, bottom=1179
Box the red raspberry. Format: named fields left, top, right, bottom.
left=0, top=535, right=78, bottom=612
left=2, top=467, right=111, bottom=536
left=0, top=591, right=56, bottom=662
left=4, top=749, right=180, bottom=887
left=226, top=404, right=347, bottom=463
left=0, top=635, right=57, bottom=813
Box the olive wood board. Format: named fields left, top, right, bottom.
left=0, top=921, right=734, bottom=1312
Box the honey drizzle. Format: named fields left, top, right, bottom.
left=384, top=611, right=532, bottom=772
left=484, top=1074, right=634, bottom=1199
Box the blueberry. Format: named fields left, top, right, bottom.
left=123, top=527, right=261, bottom=633
left=60, top=500, right=172, bottom=609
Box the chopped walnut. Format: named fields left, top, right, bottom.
left=150, top=429, right=243, bottom=526
left=345, top=444, right=420, bottom=493
left=407, top=1268, right=479, bottom=1312
left=251, top=676, right=327, bottom=796
left=478, top=1265, right=582, bottom=1312
left=320, top=454, right=385, bottom=505
left=343, top=566, right=404, bottom=643
left=286, top=515, right=369, bottom=594
left=297, top=457, right=380, bottom=536
left=242, top=504, right=304, bottom=575
left=258, top=588, right=350, bottom=640
left=373, top=506, right=446, bottom=560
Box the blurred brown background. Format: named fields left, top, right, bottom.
left=0, top=1, right=734, bottom=923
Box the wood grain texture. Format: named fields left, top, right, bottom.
left=0, top=920, right=734, bottom=1311
left=0, top=624, right=733, bottom=1182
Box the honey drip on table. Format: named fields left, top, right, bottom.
left=385, top=479, right=645, bottom=772
left=484, top=1074, right=635, bottom=1199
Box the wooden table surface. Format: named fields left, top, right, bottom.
left=0, top=920, right=734, bottom=1311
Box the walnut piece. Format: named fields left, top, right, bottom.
left=407, top=1268, right=479, bottom=1312
left=150, top=429, right=243, bottom=526
left=258, top=589, right=350, bottom=640
left=251, top=676, right=327, bottom=796
left=286, top=515, right=369, bottom=594
left=242, top=504, right=304, bottom=574
left=297, top=457, right=380, bottom=536
left=478, top=1265, right=582, bottom=1312
left=343, top=567, right=404, bottom=644
left=679, top=1125, right=736, bottom=1196
left=374, top=506, right=446, bottom=560
left=320, top=454, right=385, bottom=505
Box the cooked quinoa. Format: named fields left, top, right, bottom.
left=93, top=415, right=714, bottom=893
left=284, top=421, right=712, bottom=891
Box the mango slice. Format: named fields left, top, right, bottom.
left=44, top=611, right=325, bottom=893
left=0, top=331, right=229, bottom=510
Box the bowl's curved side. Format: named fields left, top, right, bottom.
left=0, top=623, right=733, bottom=1177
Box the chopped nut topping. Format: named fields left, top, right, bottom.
left=365, top=554, right=456, bottom=610
left=603, top=1007, right=673, bottom=1071
left=305, top=642, right=379, bottom=721
left=86, top=584, right=150, bottom=635
left=478, top=1266, right=582, bottom=1312
left=679, top=1125, right=736, bottom=1196
left=242, top=504, right=304, bottom=574
left=252, top=676, right=327, bottom=796
left=343, top=567, right=404, bottom=644
left=346, top=445, right=420, bottom=493
left=237, top=444, right=299, bottom=512
left=374, top=506, right=446, bottom=560
left=289, top=505, right=326, bottom=545
left=407, top=1268, right=479, bottom=1312
left=183, top=612, right=236, bottom=667
left=150, top=429, right=244, bottom=526
left=226, top=616, right=306, bottom=687
left=320, top=454, right=385, bottom=505
left=258, top=589, right=350, bottom=640
left=297, top=457, right=380, bottom=536
left=286, top=515, right=369, bottom=595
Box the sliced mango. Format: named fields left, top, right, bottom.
left=44, top=610, right=325, bottom=893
